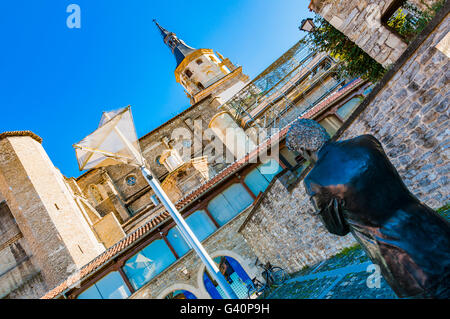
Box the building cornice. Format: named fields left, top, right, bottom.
left=192, top=66, right=244, bottom=103
left=174, top=48, right=214, bottom=83
left=0, top=131, right=43, bottom=144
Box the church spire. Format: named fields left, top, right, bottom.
left=153, top=19, right=196, bottom=67
left=153, top=19, right=170, bottom=39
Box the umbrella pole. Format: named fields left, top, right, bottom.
left=140, top=166, right=238, bottom=299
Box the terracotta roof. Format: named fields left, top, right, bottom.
left=41, top=79, right=362, bottom=299
left=41, top=210, right=171, bottom=299
left=0, top=131, right=42, bottom=144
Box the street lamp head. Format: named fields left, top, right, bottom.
left=299, top=18, right=315, bottom=32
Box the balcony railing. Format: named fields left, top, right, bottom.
left=221, top=38, right=345, bottom=134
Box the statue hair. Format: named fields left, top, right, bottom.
left=286, top=118, right=330, bottom=153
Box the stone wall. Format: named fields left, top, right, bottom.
left=92, top=212, right=126, bottom=248
left=239, top=177, right=356, bottom=274
left=130, top=207, right=261, bottom=299
left=410, top=0, right=442, bottom=12
left=0, top=135, right=104, bottom=292
left=0, top=201, right=48, bottom=299
left=2, top=272, right=48, bottom=299
left=239, top=3, right=449, bottom=276
left=310, top=0, right=408, bottom=67
left=336, top=10, right=450, bottom=209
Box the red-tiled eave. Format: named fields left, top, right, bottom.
left=40, top=211, right=171, bottom=299
left=41, top=78, right=363, bottom=299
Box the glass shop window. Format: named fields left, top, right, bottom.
left=166, top=210, right=218, bottom=257
left=257, top=159, right=283, bottom=181
left=77, top=271, right=131, bottom=299
left=243, top=159, right=283, bottom=197
left=336, top=96, right=364, bottom=121
left=279, top=147, right=299, bottom=168
left=319, top=115, right=342, bottom=137
left=207, top=183, right=253, bottom=226
left=123, top=239, right=176, bottom=290
left=223, top=183, right=254, bottom=213
left=244, top=168, right=270, bottom=197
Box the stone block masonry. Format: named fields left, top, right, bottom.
left=0, top=134, right=105, bottom=294
left=337, top=8, right=450, bottom=209
left=310, top=0, right=409, bottom=67
left=239, top=3, right=449, bottom=275
left=239, top=177, right=356, bottom=274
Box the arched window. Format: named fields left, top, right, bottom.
left=166, top=210, right=217, bottom=257
left=123, top=239, right=177, bottom=290
left=207, top=184, right=253, bottom=226
left=203, top=256, right=252, bottom=299
left=196, top=59, right=203, bottom=65
left=336, top=96, right=364, bottom=121
left=165, top=290, right=197, bottom=299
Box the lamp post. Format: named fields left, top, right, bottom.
left=299, top=18, right=315, bottom=32
left=140, top=166, right=238, bottom=299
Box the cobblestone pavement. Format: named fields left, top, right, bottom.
left=263, top=208, right=449, bottom=299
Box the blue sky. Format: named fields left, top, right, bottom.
left=0, top=0, right=313, bottom=177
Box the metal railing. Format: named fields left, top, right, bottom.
left=221, top=38, right=345, bottom=134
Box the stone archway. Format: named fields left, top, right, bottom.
left=196, top=250, right=259, bottom=299
left=156, top=283, right=206, bottom=299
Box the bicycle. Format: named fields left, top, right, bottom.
left=247, top=258, right=289, bottom=299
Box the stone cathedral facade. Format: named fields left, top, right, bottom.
left=0, top=20, right=375, bottom=299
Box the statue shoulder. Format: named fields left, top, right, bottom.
left=346, top=134, right=384, bottom=151
left=354, top=134, right=381, bottom=144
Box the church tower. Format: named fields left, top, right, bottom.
left=154, top=20, right=249, bottom=106
left=0, top=132, right=105, bottom=296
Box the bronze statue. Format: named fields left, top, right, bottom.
left=286, top=118, right=450, bottom=299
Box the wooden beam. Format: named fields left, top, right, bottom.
left=118, top=266, right=135, bottom=295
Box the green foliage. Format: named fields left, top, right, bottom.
left=387, top=1, right=445, bottom=43
left=436, top=203, right=450, bottom=213
left=333, top=244, right=361, bottom=258
left=304, top=16, right=386, bottom=83
left=387, top=8, right=418, bottom=42
left=305, top=1, right=444, bottom=83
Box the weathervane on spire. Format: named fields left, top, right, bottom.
left=152, top=19, right=196, bottom=67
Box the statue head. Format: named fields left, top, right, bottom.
left=286, top=118, right=330, bottom=163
